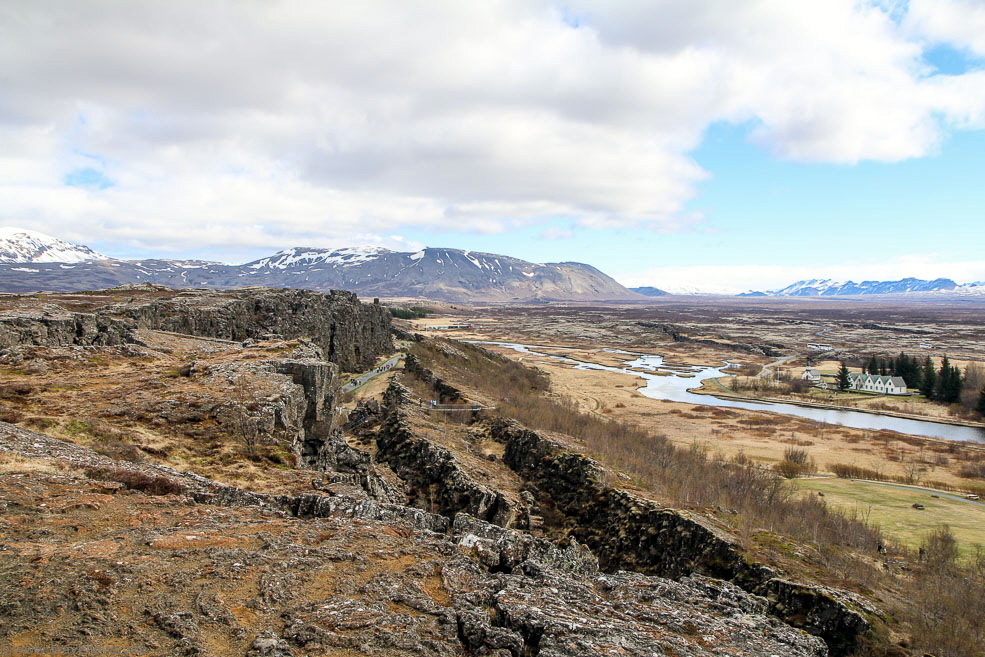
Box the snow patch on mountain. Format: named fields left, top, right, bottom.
left=755, top=277, right=962, bottom=297
left=247, top=246, right=390, bottom=270
left=0, top=227, right=107, bottom=263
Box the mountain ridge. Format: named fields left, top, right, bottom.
left=741, top=277, right=985, bottom=297
left=0, top=231, right=642, bottom=302
left=0, top=227, right=107, bottom=263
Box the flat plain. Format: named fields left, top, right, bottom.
left=400, top=295, right=985, bottom=552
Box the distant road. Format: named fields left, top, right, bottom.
left=757, top=355, right=796, bottom=379
left=851, top=479, right=985, bottom=507
left=341, top=353, right=405, bottom=393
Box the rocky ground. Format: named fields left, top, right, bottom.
left=0, top=423, right=827, bottom=657
left=0, top=288, right=890, bottom=656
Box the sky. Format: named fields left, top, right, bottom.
left=1, top=0, right=985, bottom=294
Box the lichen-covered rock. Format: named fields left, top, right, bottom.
left=376, top=382, right=529, bottom=529
left=247, top=631, right=296, bottom=657
left=0, top=308, right=138, bottom=348
left=0, top=426, right=828, bottom=657
left=115, top=287, right=391, bottom=371
left=452, top=513, right=598, bottom=576
left=451, top=563, right=828, bottom=657
left=490, top=417, right=870, bottom=655
left=195, top=485, right=452, bottom=535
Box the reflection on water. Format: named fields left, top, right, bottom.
left=475, top=341, right=985, bottom=444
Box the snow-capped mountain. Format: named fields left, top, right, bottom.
left=0, top=227, right=106, bottom=263
left=235, top=246, right=640, bottom=301
left=247, top=246, right=393, bottom=270
left=0, top=238, right=642, bottom=302
left=745, top=277, right=963, bottom=297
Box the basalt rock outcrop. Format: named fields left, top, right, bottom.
left=114, top=288, right=392, bottom=371
left=402, top=353, right=464, bottom=403
left=376, top=382, right=529, bottom=529
left=0, top=287, right=392, bottom=372
left=367, top=381, right=868, bottom=654
left=0, top=421, right=828, bottom=657
left=0, top=307, right=139, bottom=348
left=206, top=343, right=408, bottom=504
left=489, top=418, right=870, bottom=655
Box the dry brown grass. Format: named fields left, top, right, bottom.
left=0, top=452, right=79, bottom=476
left=410, top=337, right=886, bottom=590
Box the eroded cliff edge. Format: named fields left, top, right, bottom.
left=0, top=291, right=871, bottom=656
left=0, top=285, right=392, bottom=371
left=375, top=358, right=873, bottom=656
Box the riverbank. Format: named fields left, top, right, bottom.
left=691, top=377, right=985, bottom=430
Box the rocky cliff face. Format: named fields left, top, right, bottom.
left=0, top=308, right=138, bottom=348
left=367, top=375, right=868, bottom=655
left=489, top=418, right=870, bottom=655
left=376, top=382, right=529, bottom=529
left=114, top=288, right=392, bottom=371
left=0, top=286, right=391, bottom=371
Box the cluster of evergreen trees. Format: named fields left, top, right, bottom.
left=864, top=352, right=970, bottom=405
left=864, top=353, right=922, bottom=386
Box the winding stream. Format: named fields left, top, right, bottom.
left=475, top=341, right=985, bottom=444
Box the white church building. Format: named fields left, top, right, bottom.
left=847, top=373, right=908, bottom=395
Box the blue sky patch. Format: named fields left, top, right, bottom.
left=922, top=44, right=983, bottom=76
left=64, top=167, right=115, bottom=190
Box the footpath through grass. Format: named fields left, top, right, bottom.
left=794, top=477, right=985, bottom=560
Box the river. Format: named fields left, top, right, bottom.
left=475, top=341, right=985, bottom=444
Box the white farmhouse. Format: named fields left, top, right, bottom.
left=847, top=373, right=908, bottom=395
left=801, top=368, right=822, bottom=384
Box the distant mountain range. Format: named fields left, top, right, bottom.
left=629, top=286, right=669, bottom=297
left=5, top=228, right=984, bottom=301
left=0, top=229, right=641, bottom=302
left=742, top=277, right=985, bottom=297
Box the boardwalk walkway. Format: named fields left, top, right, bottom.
left=341, top=353, right=405, bottom=393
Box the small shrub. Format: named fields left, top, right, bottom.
left=775, top=459, right=805, bottom=479
left=784, top=447, right=810, bottom=465
left=26, top=417, right=56, bottom=431
left=0, top=409, right=24, bottom=423
left=92, top=441, right=145, bottom=463
left=0, top=383, right=33, bottom=399
left=957, top=462, right=985, bottom=479
left=775, top=448, right=817, bottom=478
left=86, top=569, right=115, bottom=588
left=830, top=462, right=884, bottom=480
left=84, top=466, right=187, bottom=496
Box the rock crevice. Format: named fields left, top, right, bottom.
left=489, top=417, right=870, bottom=655
left=375, top=382, right=529, bottom=529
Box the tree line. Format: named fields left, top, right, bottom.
left=860, top=351, right=985, bottom=413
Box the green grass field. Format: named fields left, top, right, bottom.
left=794, top=477, right=985, bottom=560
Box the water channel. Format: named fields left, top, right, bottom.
left=475, top=341, right=985, bottom=444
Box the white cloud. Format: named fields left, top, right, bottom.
left=904, top=0, right=985, bottom=57
left=540, top=226, right=575, bottom=240
left=0, top=1, right=983, bottom=255
left=616, top=256, right=985, bottom=295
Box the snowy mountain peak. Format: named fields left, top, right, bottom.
left=246, top=246, right=391, bottom=270
left=0, top=227, right=106, bottom=263
left=762, top=277, right=960, bottom=297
